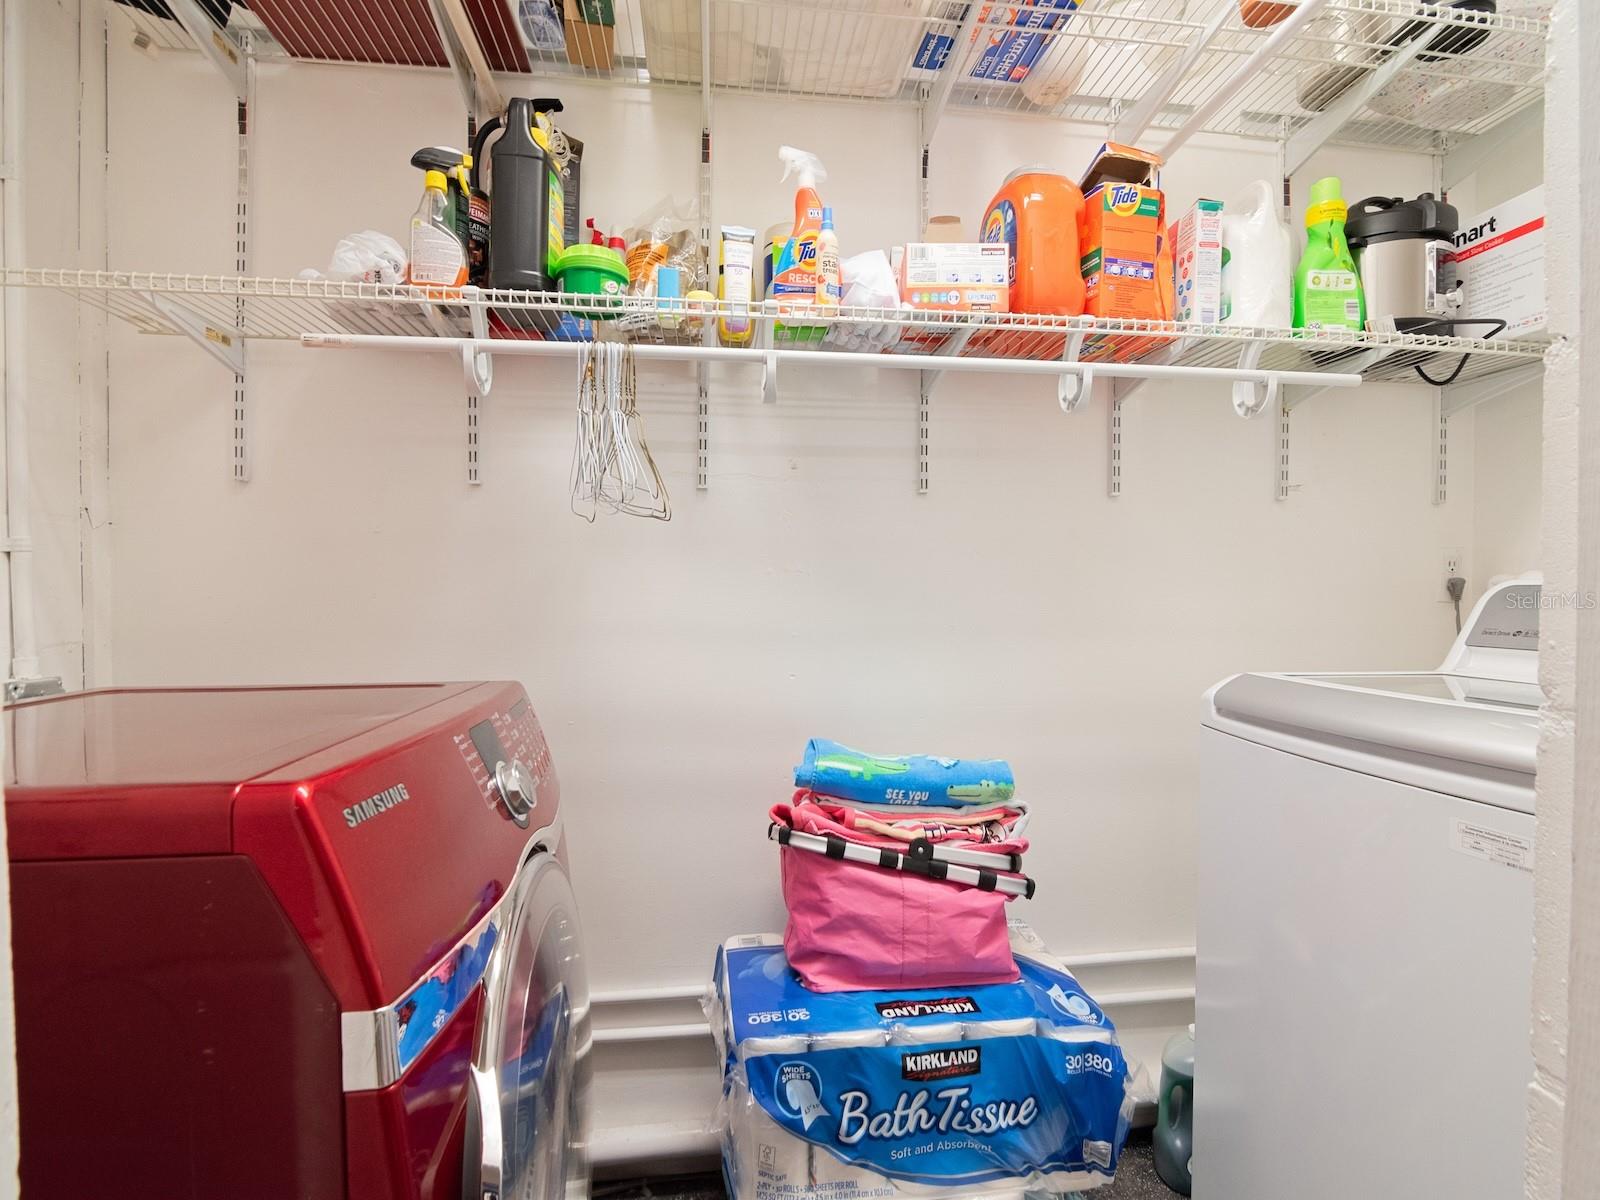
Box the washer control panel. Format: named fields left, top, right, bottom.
left=456, top=699, right=551, bottom=825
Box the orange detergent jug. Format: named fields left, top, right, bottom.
left=981, top=168, right=1086, bottom=316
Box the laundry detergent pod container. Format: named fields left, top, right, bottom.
left=556, top=244, right=628, bottom=320
left=981, top=167, right=1086, bottom=316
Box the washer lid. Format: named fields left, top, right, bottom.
left=466, top=851, right=590, bottom=1200
left=1205, top=671, right=1538, bottom=814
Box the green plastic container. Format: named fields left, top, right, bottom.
left=556, top=244, right=628, bottom=320
left=1293, top=176, right=1365, bottom=332
left=1154, top=1024, right=1195, bottom=1195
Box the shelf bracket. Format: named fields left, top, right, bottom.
left=1058, top=330, right=1093, bottom=412
left=1107, top=389, right=1124, bottom=499
left=162, top=0, right=248, bottom=97
left=232, top=36, right=255, bottom=482
left=918, top=373, right=931, bottom=495
left=1276, top=391, right=1296, bottom=501
left=697, top=360, right=710, bottom=491
left=425, top=0, right=503, bottom=124
left=463, top=301, right=491, bottom=485
left=914, top=326, right=977, bottom=492
left=1113, top=0, right=1234, bottom=146
left=144, top=292, right=244, bottom=375
left=1231, top=343, right=1277, bottom=419
left=1283, top=17, right=1432, bottom=177
left=918, top=1, right=986, bottom=148
left=1440, top=362, right=1542, bottom=417
left=1158, top=0, right=1331, bottom=162
left=1433, top=388, right=1450, bottom=505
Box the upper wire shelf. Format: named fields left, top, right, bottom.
left=10, top=268, right=1547, bottom=390
left=109, top=0, right=1549, bottom=154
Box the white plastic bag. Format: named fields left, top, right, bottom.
left=823, top=249, right=907, bottom=351
left=325, top=231, right=408, bottom=285
left=1220, top=181, right=1293, bottom=328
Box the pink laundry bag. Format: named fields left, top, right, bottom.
left=768, top=794, right=1033, bottom=992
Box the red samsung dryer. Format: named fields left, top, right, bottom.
left=4, top=682, right=589, bottom=1200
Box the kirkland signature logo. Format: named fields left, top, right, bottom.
left=901, top=1046, right=981, bottom=1082
left=875, top=996, right=980, bottom=1020
left=343, top=783, right=411, bottom=829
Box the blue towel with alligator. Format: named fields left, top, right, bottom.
left=793, top=738, right=1015, bottom=809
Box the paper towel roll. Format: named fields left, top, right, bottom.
left=886, top=1021, right=965, bottom=1046
left=740, top=1034, right=810, bottom=1061
left=811, top=1028, right=890, bottom=1050
left=963, top=1016, right=1037, bottom=1041
left=727, top=1076, right=812, bottom=1199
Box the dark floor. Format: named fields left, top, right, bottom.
left=598, top=1129, right=1179, bottom=1199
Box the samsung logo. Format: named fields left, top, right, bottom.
left=343, top=783, right=411, bottom=829
left=901, top=1046, right=981, bottom=1082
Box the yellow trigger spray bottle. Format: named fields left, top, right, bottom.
left=772, top=145, right=827, bottom=341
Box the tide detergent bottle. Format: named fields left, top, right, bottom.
left=772, top=145, right=827, bottom=340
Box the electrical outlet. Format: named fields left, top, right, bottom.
left=1441, top=548, right=1465, bottom=601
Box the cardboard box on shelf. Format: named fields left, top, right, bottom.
left=899, top=242, right=1011, bottom=313
left=1079, top=142, right=1173, bottom=323
left=564, top=0, right=616, bottom=70
left=1450, top=185, right=1545, bottom=337
left=1172, top=198, right=1224, bottom=324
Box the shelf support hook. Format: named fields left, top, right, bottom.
left=1231, top=342, right=1276, bottom=419
left=762, top=350, right=779, bottom=405
left=1058, top=329, right=1093, bottom=413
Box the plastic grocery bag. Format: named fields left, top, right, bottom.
left=325, top=231, right=408, bottom=285
left=622, top=196, right=702, bottom=297
left=1220, top=181, right=1292, bottom=328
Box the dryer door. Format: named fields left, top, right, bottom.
left=465, top=850, right=591, bottom=1200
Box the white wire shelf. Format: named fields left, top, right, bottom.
left=108, top=0, right=1549, bottom=154
left=10, top=268, right=1547, bottom=390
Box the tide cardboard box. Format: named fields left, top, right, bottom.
left=1172, top=198, right=1224, bottom=324
left=1079, top=142, right=1173, bottom=321
left=1080, top=142, right=1174, bottom=360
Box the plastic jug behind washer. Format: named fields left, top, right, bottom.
left=1155, top=1024, right=1194, bottom=1195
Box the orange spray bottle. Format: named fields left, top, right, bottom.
left=771, top=145, right=827, bottom=314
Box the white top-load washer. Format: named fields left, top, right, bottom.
left=1196, top=577, right=1541, bottom=1200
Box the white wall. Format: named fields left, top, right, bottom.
left=79, top=23, right=1538, bottom=1154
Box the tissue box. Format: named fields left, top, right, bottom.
left=899, top=242, right=1010, bottom=313
left=1172, top=198, right=1223, bottom=324
left=710, top=923, right=1132, bottom=1199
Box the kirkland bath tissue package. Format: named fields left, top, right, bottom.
left=709, top=925, right=1133, bottom=1198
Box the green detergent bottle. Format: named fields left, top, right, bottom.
left=1293, top=176, right=1365, bottom=332
left=1154, top=1024, right=1195, bottom=1195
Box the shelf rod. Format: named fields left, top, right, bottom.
left=1157, top=0, right=1331, bottom=163
left=302, top=333, right=1365, bottom=391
